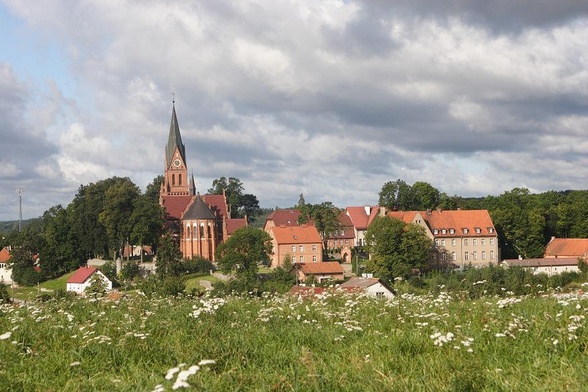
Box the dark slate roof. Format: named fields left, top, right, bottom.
left=165, top=104, right=186, bottom=167
left=183, top=195, right=216, bottom=220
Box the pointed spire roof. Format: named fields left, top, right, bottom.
left=189, top=172, right=196, bottom=196
left=182, top=194, right=216, bottom=220
left=165, top=103, right=186, bottom=167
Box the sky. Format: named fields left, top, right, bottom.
left=1, top=1, right=588, bottom=221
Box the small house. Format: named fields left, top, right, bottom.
left=66, top=266, right=112, bottom=294
left=339, top=276, right=395, bottom=298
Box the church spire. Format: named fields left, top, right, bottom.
left=165, top=101, right=186, bottom=168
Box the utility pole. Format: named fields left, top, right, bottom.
left=16, top=188, right=23, bottom=232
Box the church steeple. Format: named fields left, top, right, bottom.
left=165, top=102, right=186, bottom=169
left=161, top=101, right=190, bottom=197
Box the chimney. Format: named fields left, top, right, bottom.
left=364, top=205, right=371, bottom=216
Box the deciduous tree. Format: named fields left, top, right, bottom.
left=215, top=227, right=272, bottom=278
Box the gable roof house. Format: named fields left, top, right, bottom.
left=501, top=258, right=580, bottom=276
left=544, top=238, right=588, bottom=259
left=414, top=209, right=498, bottom=269
left=269, top=225, right=323, bottom=268
left=0, top=247, right=12, bottom=284
left=345, top=205, right=383, bottom=246
left=296, top=261, right=345, bottom=284
left=325, top=212, right=355, bottom=251
left=339, top=276, right=395, bottom=298
left=66, top=266, right=112, bottom=294
left=263, top=209, right=305, bottom=232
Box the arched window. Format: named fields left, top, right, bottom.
left=179, top=174, right=182, bottom=185
left=186, top=225, right=191, bottom=238
left=200, top=223, right=205, bottom=238
left=172, top=174, right=175, bottom=186
left=208, top=223, right=213, bottom=238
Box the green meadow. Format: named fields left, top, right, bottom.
left=1, top=288, right=587, bottom=391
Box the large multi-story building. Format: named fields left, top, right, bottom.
left=268, top=225, right=323, bottom=268
left=159, top=103, right=246, bottom=261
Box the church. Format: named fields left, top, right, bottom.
left=159, top=103, right=247, bottom=261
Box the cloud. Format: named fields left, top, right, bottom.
left=1, top=0, right=588, bottom=220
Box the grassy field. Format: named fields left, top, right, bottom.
left=1, top=287, right=587, bottom=391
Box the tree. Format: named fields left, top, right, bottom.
left=378, top=179, right=412, bottom=210
left=130, top=193, right=164, bottom=262
left=410, top=181, right=440, bottom=210
left=208, top=177, right=262, bottom=222
left=99, top=177, right=141, bottom=260
left=297, top=202, right=341, bottom=253
left=7, top=227, right=42, bottom=286
left=239, top=194, right=262, bottom=224
left=156, top=231, right=183, bottom=277
left=39, top=205, right=77, bottom=279
left=85, top=274, right=108, bottom=296
left=215, top=227, right=272, bottom=278
left=364, top=216, right=432, bottom=283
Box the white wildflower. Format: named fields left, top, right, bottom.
left=0, top=332, right=12, bottom=340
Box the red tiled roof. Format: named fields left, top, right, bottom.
left=339, top=277, right=380, bottom=289
left=287, top=286, right=326, bottom=296
left=271, top=225, right=322, bottom=244
left=266, top=209, right=303, bottom=227
left=544, top=238, right=588, bottom=258
left=422, top=209, right=496, bottom=237
left=202, top=194, right=230, bottom=219
left=0, top=248, right=10, bottom=263
left=346, top=206, right=379, bottom=230
left=161, top=195, right=192, bottom=220
left=298, top=262, right=344, bottom=274
left=227, top=218, right=247, bottom=235
left=67, top=267, right=99, bottom=284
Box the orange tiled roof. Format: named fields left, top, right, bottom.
left=544, top=238, right=588, bottom=258
left=346, top=206, right=379, bottom=230
left=422, top=209, right=496, bottom=237
left=387, top=211, right=419, bottom=224
left=67, top=267, right=99, bottom=284
left=287, top=286, right=326, bottom=296
left=298, top=262, right=344, bottom=274
left=271, top=225, right=322, bottom=244
left=202, top=194, right=230, bottom=219
left=0, top=247, right=10, bottom=263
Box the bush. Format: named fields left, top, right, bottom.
left=183, top=257, right=215, bottom=274
left=0, top=283, right=11, bottom=304
left=137, top=275, right=186, bottom=297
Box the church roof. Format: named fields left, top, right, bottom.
left=161, top=195, right=192, bottom=220
left=202, top=194, right=230, bottom=219
left=165, top=104, right=186, bottom=167
left=227, top=218, right=247, bottom=235
left=183, top=195, right=217, bottom=220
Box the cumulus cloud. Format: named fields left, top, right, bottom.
left=1, top=0, right=588, bottom=220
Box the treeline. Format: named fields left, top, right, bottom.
left=379, top=180, right=588, bottom=260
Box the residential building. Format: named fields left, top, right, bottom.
left=263, top=209, right=303, bottom=232
left=345, top=205, right=383, bottom=246
left=296, top=262, right=345, bottom=283
left=0, top=247, right=12, bottom=284
left=66, top=266, right=112, bottom=294
left=325, top=212, right=355, bottom=251
left=158, top=103, right=247, bottom=261
left=339, top=276, right=395, bottom=298
left=269, top=225, right=323, bottom=268
left=501, top=258, right=580, bottom=276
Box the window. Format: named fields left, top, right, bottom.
left=452, top=252, right=456, bottom=261
left=179, top=173, right=182, bottom=185
left=299, top=245, right=304, bottom=252
left=465, top=251, right=469, bottom=260
left=488, top=227, right=494, bottom=233
left=186, top=225, right=191, bottom=238
left=441, top=252, right=447, bottom=261
left=463, top=228, right=469, bottom=234
left=441, top=239, right=446, bottom=247
left=482, top=251, right=486, bottom=260
left=450, top=228, right=455, bottom=234
left=442, top=229, right=447, bottom=235
left=292, top=246, right=296, bottom=253
left=490, top=238, right=495, bottom=245
left=435, top=239, right=440, bottom=246
left=345, top=240, right=349, bottom=245
left=451, top=239, right=456, bottom=246
left=475, top=228, right=481, bottom=234
left=473, top=239, right=477, bottom=246
left=434, top=229, right=439, bottom=235
left=473, top=251, right=477, bottom=260
left=464, top=239, right=469, bottom=246
left=200, top=224, right=205, bottom=238
left=375, top=292, right=384, bottom=298
left=300, top=256, right=304, bottom=262
left=490, top=251, right=495, bottom=260
left=172, top=174, right=175, bottom=186
left=312, top=255, right=317, bottom=262
left=481, top=239, right=485, bottom=246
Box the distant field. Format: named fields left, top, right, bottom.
left=1, top=288, right=587, bottom=390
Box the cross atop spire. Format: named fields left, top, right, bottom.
left=171, top=91, right=175, bottom=105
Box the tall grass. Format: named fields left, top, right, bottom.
left=1, top=287, right=587, bottom=391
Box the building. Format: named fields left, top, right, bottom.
left=158, top=103, right=246, bottom=261
left=325, top=212, right=355, bottom=251
left=339, top=276, right=395, bottom=298
left=544, top=238, right=588, bottom=259
left=296, top=261, right=345, bottom=283
left=66, top=266, right=112, bottom=294
left=0, top=247, right=12, bottom=284
left=345, top=205, right=383, bottom=246
left=269, top=225, right=323, bottom=268
left=263, top=209, right=303, bottom=232
left=501, top=258, right=580, bottom=276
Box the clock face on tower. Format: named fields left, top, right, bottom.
left=173, top=159, right=181, bottom=168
